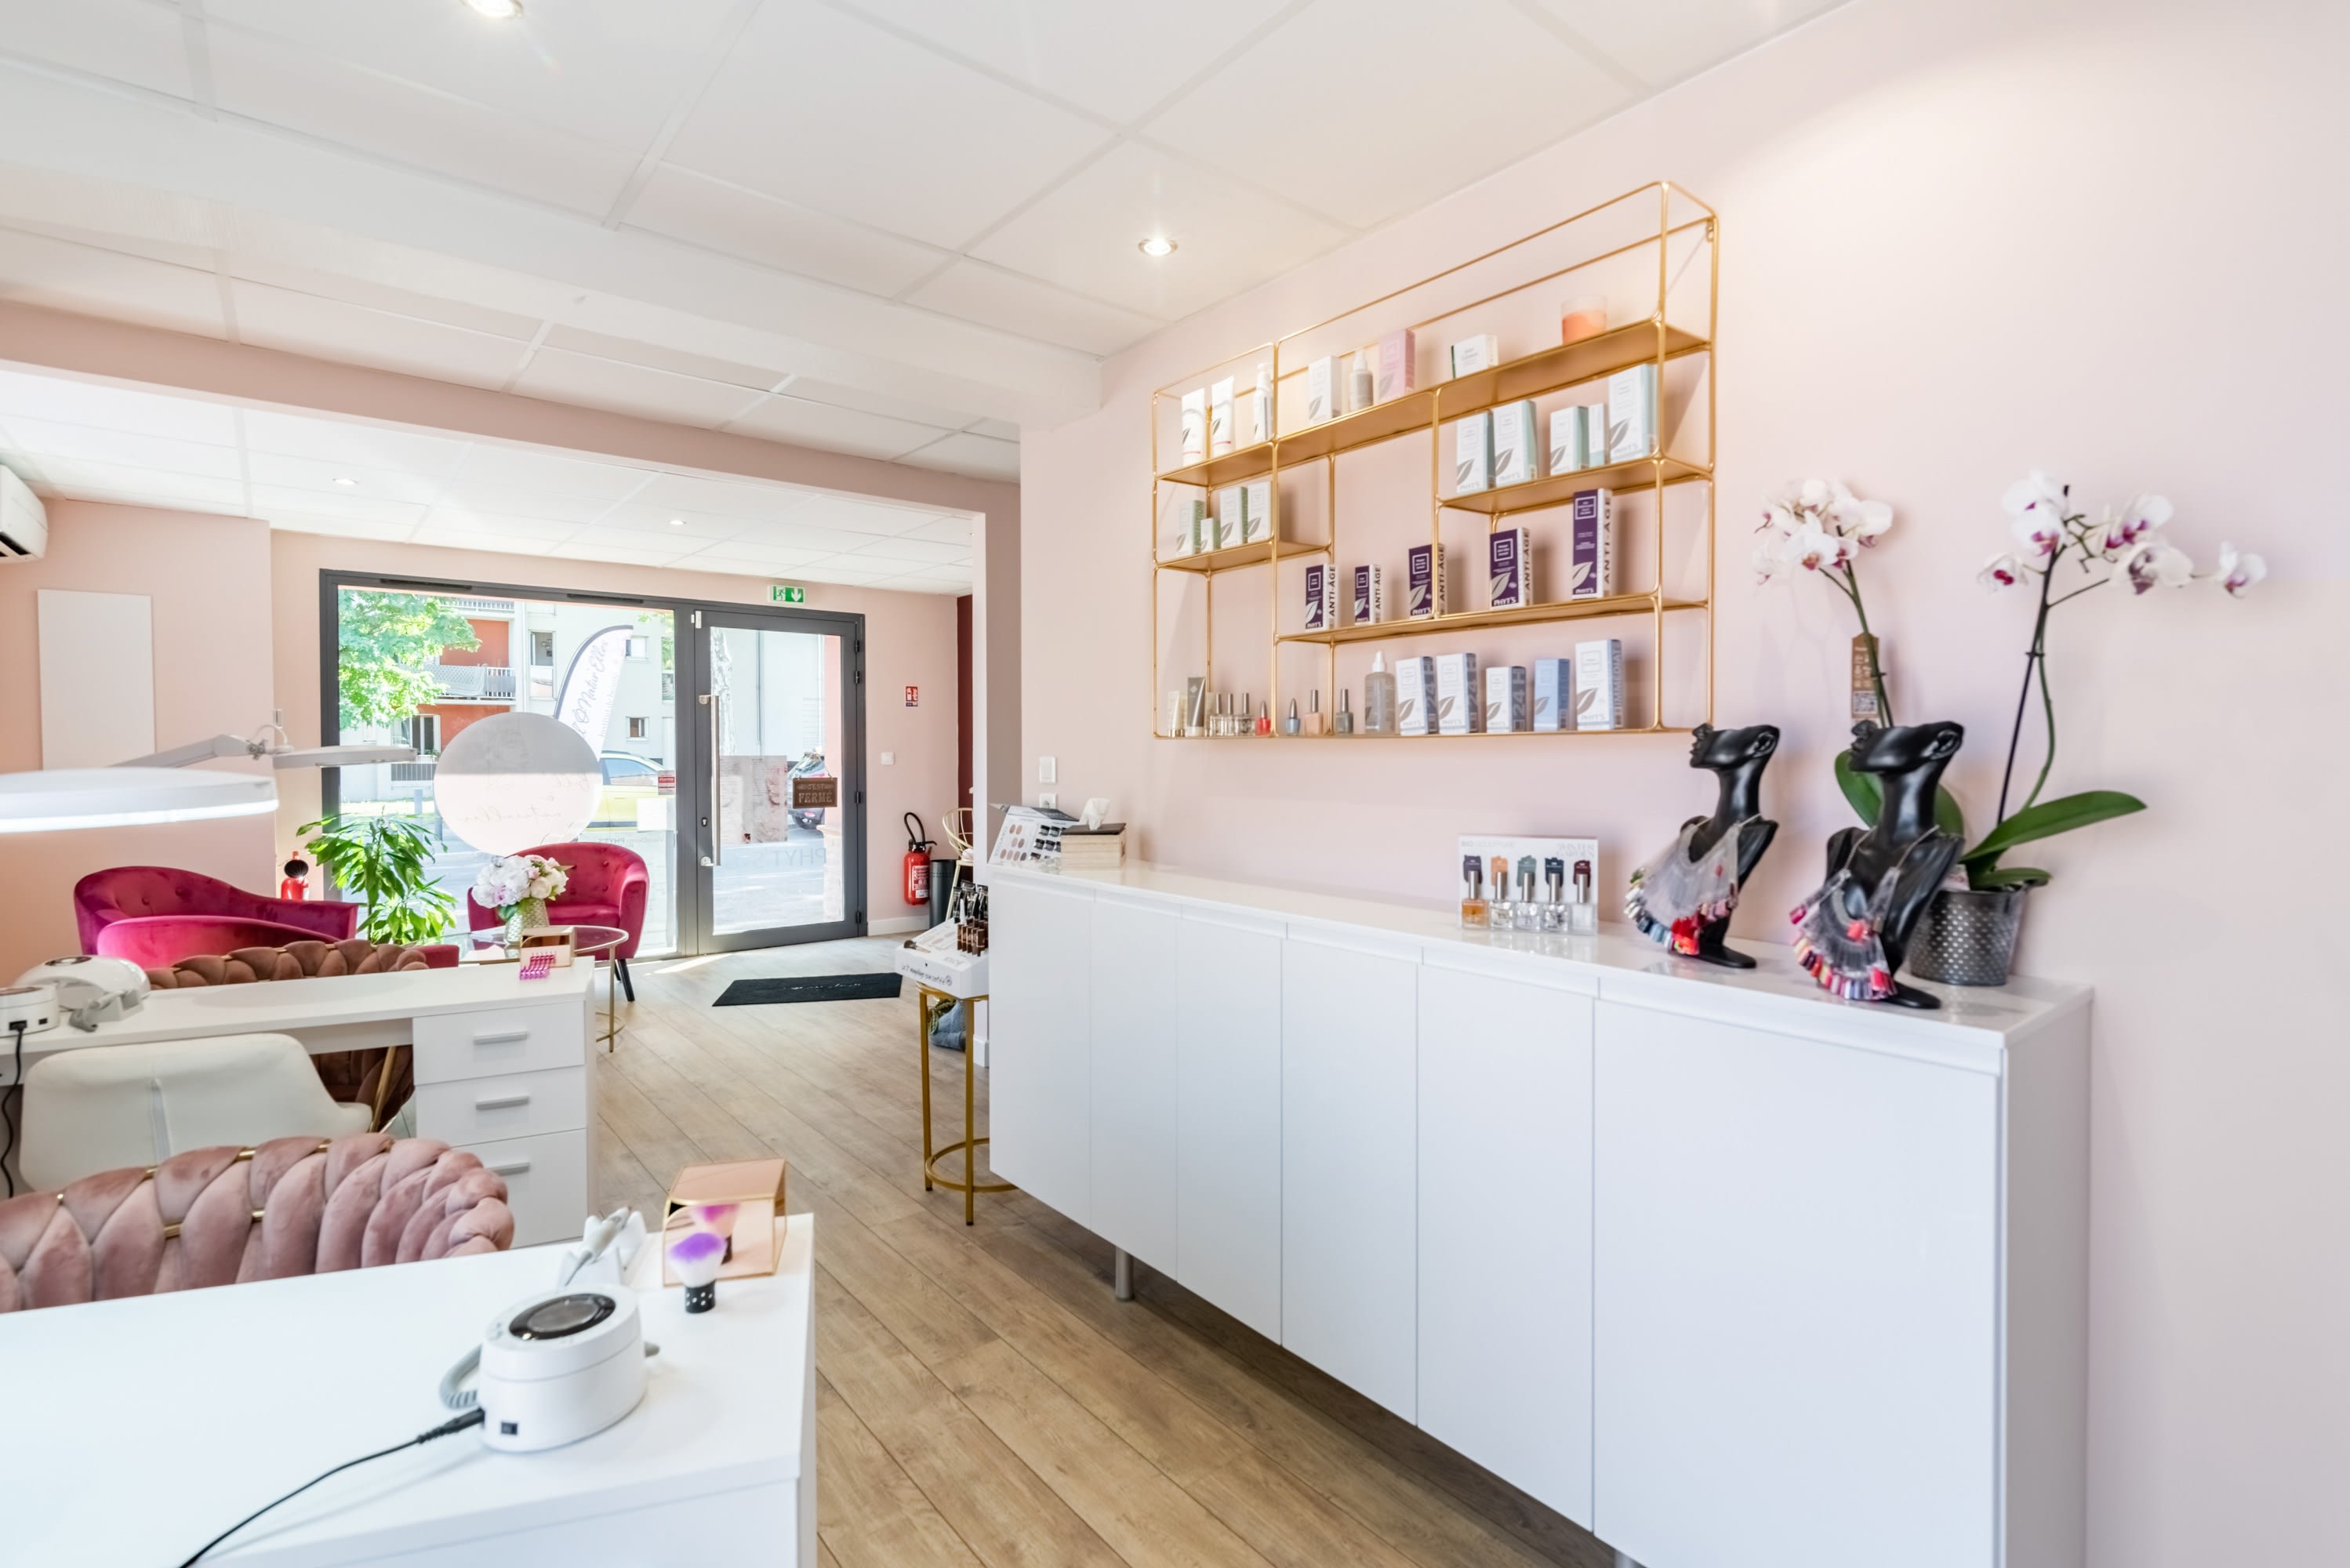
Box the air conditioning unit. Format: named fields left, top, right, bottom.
left=0, top=465, right=46, bottom=561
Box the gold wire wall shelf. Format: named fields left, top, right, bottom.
left=1150, top=181, right=1717, bottom=741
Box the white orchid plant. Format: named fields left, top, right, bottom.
left=1754, top=477, right=1899, bottom=720
left=471, top=852, right=569, bottom=917
left=1950, top=472, right=2265, bottom=889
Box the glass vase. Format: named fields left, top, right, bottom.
left=505, top=895, right=550, bottom=943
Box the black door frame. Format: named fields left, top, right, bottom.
left=318, top=568, right=868, bottom=956
left=682, top=602, right=868, bottom=954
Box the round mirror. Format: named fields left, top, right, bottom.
left=434, top=712, right=599, bottom=855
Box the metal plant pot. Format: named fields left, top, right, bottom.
left=1907, top=886, right=2028, bottom=987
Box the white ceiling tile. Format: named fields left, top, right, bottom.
left=538, top=327, right=781, bottom=393
left=428, top=487, right=613, bottom=527
left=786, top=495, right=958, bottom=537
left=723, top=394, right=950, bottom=460
left=695, top=522, right=884, bottom=557
left=206, top=0, right=750, bottom=151
left=1531, top=0, right=1851, bottom=86
left=2, top=0, right=196, bottom=96
left=555, top=529, right=694, bottom=564
left=205, top=25, right=637, bottom=214
left=222, top=255, right=546, bottom=340
left=229, top=281, right=533, bottom=389
left=411, top=528, right=558, bottom=557
left=265, top=514, right=417, bottom=542
left=903, top=515, right=974, bottom=546
left=970, top=140, right=1347, bottom=320
left=965, top=417, right=1019, bottom=441
left=445, top=445, right=649, bottom=501
left=846, top=535, right=969, bottom=564
left=906, top=260, right=1159, bottom=355
left=585, top=503, right=753, bottom=541
left=243, top=451, right=449, bottom=506
left=18, top=458, right=248, bottom=511
left=247, top=484, right=427, bottom=528
left=238, top=414, right=474, bottom=476
left=779, top=377, right=982, bottom=434
left=0, top=225, right=230, bottom=339
left=1146, top=0, right=1631, bottom=230
left=792, top=561, right=902, bottom=587
left=0, top=414, right=243, bottom=479
left=418, top=508, right=583, bottom=542
left=894, top=430, right=1019, bottom=483
left=673, top=541, right=829, bottom=572
left=0, top=372, right=239, bottom=444
left=626, top=472, right=826, bottom=521
left=624, top=166, right=947, bottom=297
left=664, top=2, right=1111, bottom=249
left=884, top=573, right=975, bottom=595
left=510, top=348, right=768, bottom=429
left=839, top=0, right=1288, bottom=123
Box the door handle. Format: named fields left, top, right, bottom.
left=710, top=694, right=723, bottom=869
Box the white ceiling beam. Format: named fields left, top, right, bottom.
left=0, top=59, right=1099, bottom=424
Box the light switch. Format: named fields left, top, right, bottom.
left=879, top=752, right=895, bottom=764
left=1037, top=756, right=1058, bottom=784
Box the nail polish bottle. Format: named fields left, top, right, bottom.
left=1253, top=695, right=1273, bottom=737
left=1487, top=854, right=1513, bottom=931
left=1570, top=859, right=1598, bottom=935
left=1305, top=690, right=1326, bottom=736
left=1514, top=858, right=1542, bottom=931
left=1284, top=698, right=1301, bottom=736
left=1334, top=689, right=1354, bottom=735
left=1541, top=857, right=1567, bottom=932
left=1458, top=855, right=1488, bottom=929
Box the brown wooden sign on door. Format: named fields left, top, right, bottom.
left=790, top=775, right=840, bottom=809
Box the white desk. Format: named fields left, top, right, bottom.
left=0, top=1217, right=817, bottom=1567
left=0, top=967, right=595, bottom=1244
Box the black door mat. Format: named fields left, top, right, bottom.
left=714, top=973, right=903, bottom=1007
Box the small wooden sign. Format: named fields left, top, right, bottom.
left=1850, top=633, right=1883, bottom=723
left=790, top=775, right=839, bottom=809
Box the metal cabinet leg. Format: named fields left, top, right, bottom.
left=1113, top=1247, right=1134, bottom=1301
left=1614, top=1552, right=1643, bottom=1568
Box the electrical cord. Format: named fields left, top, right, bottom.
left=176, top=1408, right=485, bottom=1566
left=3, top=1018, right=24, bottom=1200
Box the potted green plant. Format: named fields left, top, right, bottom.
left=298, top=812, right=458, bottom=946
left=1758, top=473, right=2266, bottom=983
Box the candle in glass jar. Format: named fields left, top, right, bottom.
left=1560, top=296, right=1607, bottom=343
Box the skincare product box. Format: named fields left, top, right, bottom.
left=1455, top=411, right=1491, bottom=493
left=1607, top=365, right=1658, bottom=463
left=1484, top=664, right=1528, bottom=733
left=1397, top=655, right=1437, bottom=736
left=1548, top=405, right=1589, bottom=474
left=1303, top=562, right=1334, bottom=633
left=1434, top=652, right=1481, bottom=735
left=1306, top=357, right=1337, bottom=424
left=1161, top=485, right=1205, bottom=558
left=1377, top=328, right=1416, bottom=401
left=1240, top=478, right=1273, bottom=543
left=1214, top=485, right=1244, bottom=550
left=1180, top=388, right=1207, bottom=463
left=1584, top=401, right=1608, bottom=464
left=1254, top=362, right=1273, bottom=444
left=1209, top=377, right=1234, bottom=458
left=1352, top=564, right=1385, bottom=626
left=1575, top=638, right=1625, bottom=731
left=1447, top=332, right=1498, bottom=379
left=1487, top=524, right=1530, bottom=610
left=1568, top=488, right=1614, bottom=599
left=1459, top=834, right=1600, bottom=923
left=1406, top=542, right=1448, bottom=619
left=1491, top=399, right=1537, bottom=488
left=1531, top=656, right=1571, bottom=731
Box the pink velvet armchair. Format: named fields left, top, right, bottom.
left=75, top=867, right=359, bottom=960
left=0, top=1134, right=513, bottom=1313
left=467, top=841, right=648, bottom=999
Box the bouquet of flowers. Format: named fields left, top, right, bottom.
left=473, top=852, right=570, bottom=931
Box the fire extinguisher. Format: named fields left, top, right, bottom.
left=903, top=812, right=935, bottom=906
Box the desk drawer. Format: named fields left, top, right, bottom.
left=413, top=998, right=586, bottom=1084
left=415, top=1067, right=585, bottom=1146
left=463, top=1128, right=588, bottom=1249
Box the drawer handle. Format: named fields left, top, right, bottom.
left=475, top=1093, right=531, bottom=1111
left=473, top=1029, right=531, bottom=1046
left=488, top=1158, right=532, bottom=1176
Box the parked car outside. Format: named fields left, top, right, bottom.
left=594, top=750, right=674, bottom=826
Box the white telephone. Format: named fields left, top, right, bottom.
left=438, top=1210, right=659, bottom=1452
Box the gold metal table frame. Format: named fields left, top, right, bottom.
left=915, top=983, right=1012, bottom=1225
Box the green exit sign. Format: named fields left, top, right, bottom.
left=769, top=583, right=807, bottom=604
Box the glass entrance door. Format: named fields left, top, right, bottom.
left=684, top=606, right=866, bottom=951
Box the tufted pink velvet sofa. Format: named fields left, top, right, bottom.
left=0, top=1134, right=513, bottom=1313
left=75, top=867, right=359, bottom=959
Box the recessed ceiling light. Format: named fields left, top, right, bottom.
left=463, top=0, right=522, bottom=18
left=333, top=476, right=358, bottom=487
left=669, top=517, right=686, bottom=527
left=1138, top=236, right=1176, bottom=258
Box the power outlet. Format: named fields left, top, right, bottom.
left=879, top=751, right=895, bottom=765
left=1037, top=792, right=1059, bottom=811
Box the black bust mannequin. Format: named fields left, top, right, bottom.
left=1681, top=724, right=1781, bottom=967
left=1627, top=723, right=1781, bottom=968
left=1811, top=720, right=1966, bottom=1009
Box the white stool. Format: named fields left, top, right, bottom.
left=20, top=1033, right=372, bottom=1190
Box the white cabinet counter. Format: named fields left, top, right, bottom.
left=982, top=859, right=2088, bottom=1568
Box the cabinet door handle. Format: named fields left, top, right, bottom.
left=488, top=1158, right=532, bottom=1176
left=473, top=1029, right=530, bottom=1046
left=475, top=1093, right=531, bottom=1110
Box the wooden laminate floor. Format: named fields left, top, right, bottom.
left=597, top=939, right=1615, bottom=1568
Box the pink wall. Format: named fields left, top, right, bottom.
left=1017, top=1, right=2346, bottom=1563
left=267, top=532, right=961, bottom=931
left=0, top=503, right=277, bottom=971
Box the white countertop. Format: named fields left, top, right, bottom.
left=988, top=859, right=2088, bottom=1069
left=37, top=962, right=592, bottom=1050
left=0, top=1216, right=813, bottom=1566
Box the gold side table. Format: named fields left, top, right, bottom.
left=916, top=984, right=1012, bottom=1225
